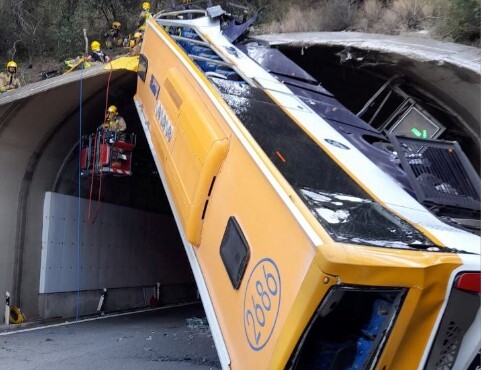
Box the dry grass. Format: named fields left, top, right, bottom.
left=319, top=0, right=357, bottom=31
left=261, top=0, right=356, bottom=33
left=262, top=5, right=322, bottom=33
left=258, top=0, right=479, bottom=45
left=355, top=0, right=443, bottom=34
left=392, top=0, right=434, bottom=29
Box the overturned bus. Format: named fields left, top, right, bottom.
left=132, top=5, right=480, bottom=370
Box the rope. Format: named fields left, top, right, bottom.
left=87, top=62, right=114, bottom=223
left=76, top=61, right=85, bottom=321
left=78, top=61, right=114, bottom=319
left=87, top=130, right=98, bottom=223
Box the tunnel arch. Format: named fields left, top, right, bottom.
left=0, top=67, right=194, bottom=320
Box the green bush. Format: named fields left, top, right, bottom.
left=448, top=0, right=480, bottom=43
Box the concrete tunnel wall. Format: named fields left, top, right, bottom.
left=0, top=67, right=195, bottom=321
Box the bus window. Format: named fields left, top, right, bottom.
left=220, top=217, right=250, bottom=290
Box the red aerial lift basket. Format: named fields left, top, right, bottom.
left=80, top=131, right=136, bottom=177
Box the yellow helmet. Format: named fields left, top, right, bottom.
left=134, top=32, right=142, bottom=39
left=112, top=21, right=121, bottom=29
left=91, top=41, right=101, bottom=51
left=6, top=61, right=17, bottom=70
left=107, top=105, right=118, bottom=115
left=142, top=2, right=150, bottom=10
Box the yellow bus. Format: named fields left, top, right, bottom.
left=133, top=7, right=480, bottom=370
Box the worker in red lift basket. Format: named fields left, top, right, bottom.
left=101, top=105, right=127, bottom=136
left=99, top=105, right=128, bottom=169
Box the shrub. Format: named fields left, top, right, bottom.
left=262, top=4, right=323, bottom=33
left=319, top=0, right=357, bottom=31
left=258, top=0, right=480, bottom=45
left=445, top=0, right=480, bottom=44
left=260, top=0, right=357, bottom=33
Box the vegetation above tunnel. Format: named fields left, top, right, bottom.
left=0, top=0, right=479, bottom=76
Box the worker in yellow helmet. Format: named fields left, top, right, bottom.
left=129, top=32, right=143, bottom=56
left=0, top=61, right=21, bottom=92
left=137, top=2, right=152, bottom=32
left=102, top=105, right=127, bottom=132
left=104, top=21, right=124, bottom=49
left=86, top=41, right=111, bottom=63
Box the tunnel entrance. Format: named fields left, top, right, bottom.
left=0, top=67, right=196, bottom=321
left=37, top=71, right=197, bottom=320
left=54, top=74, right=171, bottom=214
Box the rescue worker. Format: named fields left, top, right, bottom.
left=101, top=105, right=127, bottom=135
left=129, top=32, right=143, bottom=56
left=104, top=21, right=124, bottom=49
left=0, top=61, right=21, bottom=92
left=86, top=41, right=111, bottom=64
left=137, top=2, right=152, bottom=32
left=99, top=105, right=128, bottom=169
left=181, top=0, right=193, bottom=11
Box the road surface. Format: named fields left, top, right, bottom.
left=0, top=303, right=221, bottom=370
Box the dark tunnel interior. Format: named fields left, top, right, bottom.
left=277, top=44, right=481, bottom=172
left=53, top=72, right=172, bottom=215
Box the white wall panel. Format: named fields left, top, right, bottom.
left=40, top=192, right=178, bottom=293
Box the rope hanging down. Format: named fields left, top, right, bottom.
left=76, top=58, right=84, bottom=321
left=87, top=62, right=114, bottom=224
left=76, top=50, right=113, bottom=319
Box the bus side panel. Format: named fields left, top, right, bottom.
left=136, top=25, right=229, bottom=246
left=196, top=135, right=322, bottom=369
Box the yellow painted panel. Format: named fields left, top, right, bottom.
left=136, top=25, right=231, bottom=246
left=387, top=261, right=461, bottom=369
left=183, top=138, right=229, bottom=245
left=314, top=243, right=461, bottom=287
left=164, top=141, right=191, bottom=224
left=169, top=68, right=226, bottom=160
left=196, top=137, right=319, bottom=370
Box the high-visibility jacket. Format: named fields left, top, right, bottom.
left=0, top=72, right=20, bottom=91
left=104, top=115, right=127, bottom=132
left=138, top=10, right=152, bottom=31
